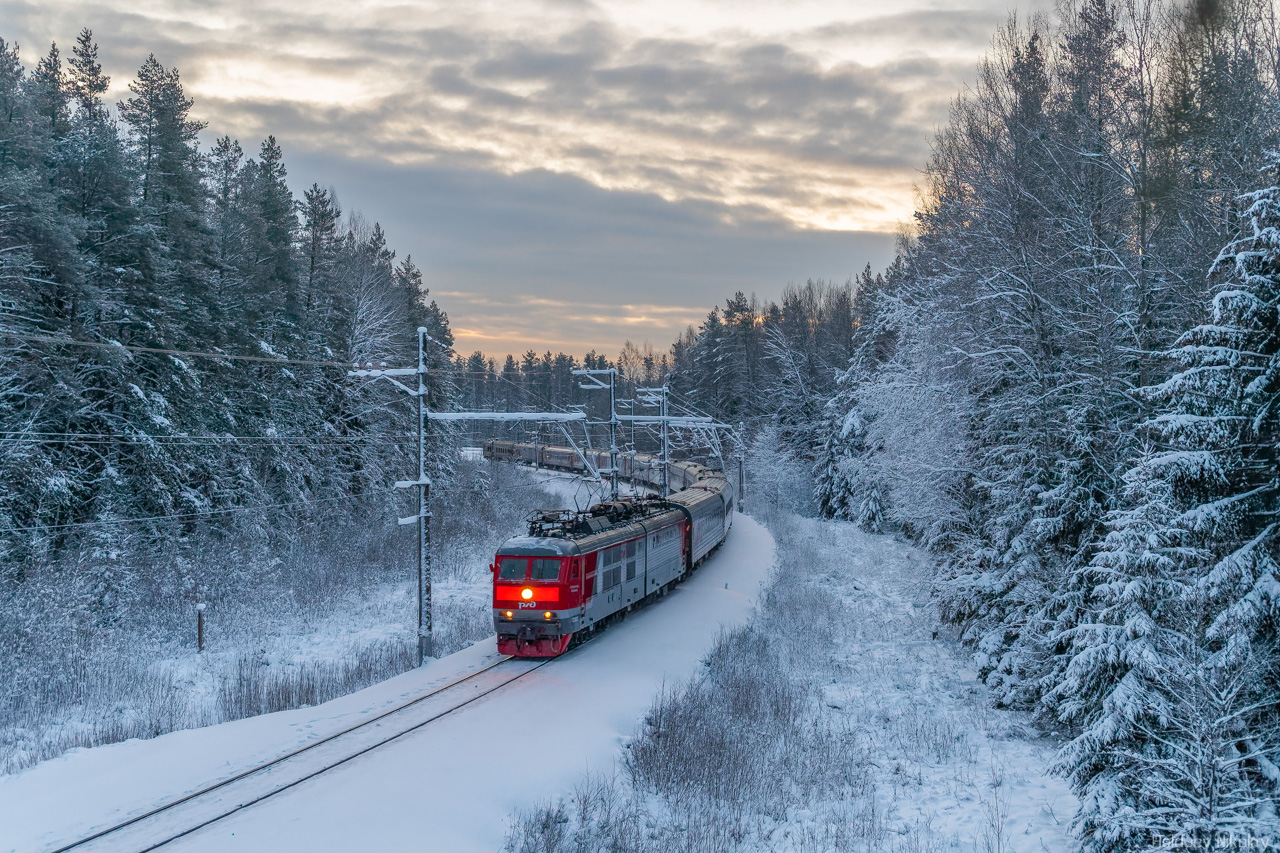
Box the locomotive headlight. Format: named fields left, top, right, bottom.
left=544, top=612, right=552, bottom=619
left=504, top=611, right=513, bottom=618
left=521, top=588, right=533, bottom=600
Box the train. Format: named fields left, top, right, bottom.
left=483, top=440, right=735, bottom=657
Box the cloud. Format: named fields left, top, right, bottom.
left=283, top=151, right=896, bottom=355
left=4, top=0, right=989, bottom=230
left=1, top=0, right=1019, bottom=353
left=806, top=9, right=1006, bottom=51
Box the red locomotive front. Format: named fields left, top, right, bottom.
left=490, top=492, right=723, bottom=658
left=492, top=546, right=588, bottom=657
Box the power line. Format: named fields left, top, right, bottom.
left=0, top=330, right=362, bottom=369
left=4, top=328, right=646, bottom=381
left=0, top=438, right=422, bottom=449
left=0, top=430, right=426, bottom=439
left=2, top=330, right=634, bottom=408
left=0, top=493, right=364, bottom=534
left=0, top=432, right=425, bottom=446
left=0, top=435, right=424, bottom=449
left=0, top=472, right=572, bottom=536
left=0, top=426, right=620, bottom=448
left=0, top=427, right=553, bottom=442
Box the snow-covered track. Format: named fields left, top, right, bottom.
left=44, top=656, right=550, bottom=853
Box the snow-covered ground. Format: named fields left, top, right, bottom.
left=795, top=514, right=1076, bottom=849
left=2, top=498, right=1078, bottom=853
left=0, top=513, right=773, bottom=853
left=506, top=510, right=1078, bottom=853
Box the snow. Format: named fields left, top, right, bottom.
left=0, top=515, right=774, bottom=853
left=505, top=510, right=1079, bottom=852
left=794, top=515, right=1077, bottom=849
left=2, top=503, right=1080, bottom=853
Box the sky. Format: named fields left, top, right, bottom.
left=2, top=0, right=1046, bottom=357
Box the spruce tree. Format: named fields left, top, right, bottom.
left=28, top=43, right=68, bottom=138
left=302, top=183, right=339, bottom=316
left=1053, top=154, right=1280, bottom=849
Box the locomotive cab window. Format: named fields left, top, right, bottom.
left=531, top=558, right=561, bottom=581
left=498, top=557, right=527, bottom=580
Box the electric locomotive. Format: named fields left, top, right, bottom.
left=483, top=441, right=734, bottom=657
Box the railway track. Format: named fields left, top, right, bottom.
left=43, top=656, right=550, bottom=853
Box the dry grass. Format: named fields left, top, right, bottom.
left=217, top=639, right=416, bottom=722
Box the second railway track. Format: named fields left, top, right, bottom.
left=43, top=656, right=550, bottom=853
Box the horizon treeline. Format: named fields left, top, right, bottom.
left=451, top=281, right=864, bottom=447
left=666, top=0, right=1279, bottom=847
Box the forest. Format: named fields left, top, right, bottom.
left=656, top=0, right=1280, bottom=846
left=0, top=28, right=570, bottom=775
left=0, top=29, right=459, bottom=575
left=2, top=0, right=1279, bottom=847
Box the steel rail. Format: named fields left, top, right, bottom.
left=131, top=660, right=552, bottom=852
left=44, top=656, right=536, bottom=853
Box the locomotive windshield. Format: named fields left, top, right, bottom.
left=530, top=558, right=561, bottom=580
left=497, top=557, right=527, bottom=580
left=497, top=556, right=562, bottom=580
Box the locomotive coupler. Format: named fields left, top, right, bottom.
left=516, top=624, right=537, bottom=647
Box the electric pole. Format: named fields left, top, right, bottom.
left=348, top=327, right=445, bottom=666
left=573, top=368, right=620, bottom=500
left=737, top=420, right=746, bottom=513
left=414, top=328, right=431, bottom=664
left=637, top=384, right=671, bottom=498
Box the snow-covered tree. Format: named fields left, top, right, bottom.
left=1052, top=154, right=1280, bottom=849
left=0, top=29, right=459, bottom=588
left=813, top=386, right=867, bottom=522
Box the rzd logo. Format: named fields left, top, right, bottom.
left=518, top=602, right=537, bottom=609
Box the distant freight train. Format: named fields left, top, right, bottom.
left=482, top=440, right=734, bottom=657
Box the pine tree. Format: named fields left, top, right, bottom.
left=302, top=183, right=339, bottom=316
left=236, top=136, right=298, bottom=344
left=119, top=55, right=206, bottom=219
left=717, top=291, right=763, bottom=421
left=66, top=28, right=108, bottom=116
left=207, top=135, right=249, bottom=317
left=499, top=354, right=520, bottom=410
left=688, top=308, right=726, bottom=416
left=255, top=134, right=298, bottom=287
left=56, top=31, right=127, bottom=233
left=0, top=38, right=77, bottom=284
